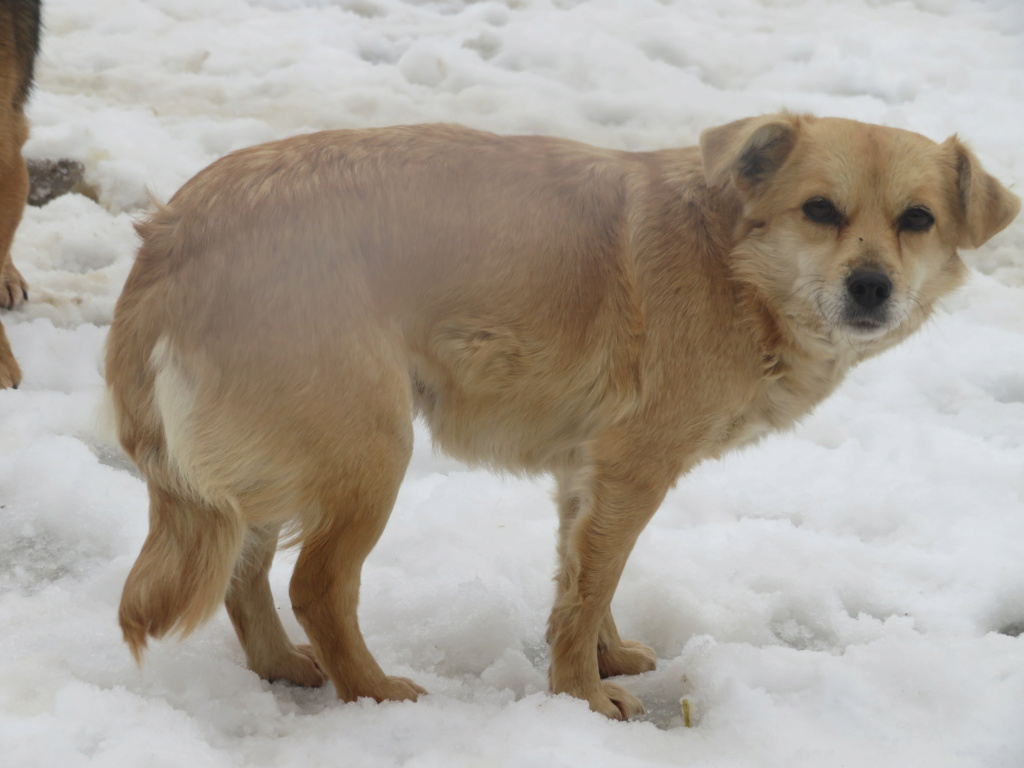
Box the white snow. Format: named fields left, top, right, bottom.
left=2, top=0, right=1024, bottom=766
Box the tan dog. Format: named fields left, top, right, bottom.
left=106, top=115, right=1019, bottom=719
left=0, top=0, right=39, bottom=389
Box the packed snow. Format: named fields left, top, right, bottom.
left=2, top=1, right=1023, bottom=766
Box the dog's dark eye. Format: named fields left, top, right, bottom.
left=802, top=198, right=842, bottom=226
left=899, top=206, right=934, bottom=232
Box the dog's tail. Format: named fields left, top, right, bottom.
left=108, top=330, right=245, bottom=663
left=118, top=486, right=244, bottom=663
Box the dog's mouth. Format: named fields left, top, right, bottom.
left=811, top=293, right=895, bottom=340
left=844, top=315, right=889, bottom=336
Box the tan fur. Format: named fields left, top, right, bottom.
left=0, top=2, right=36, bottom=389
left=106, top=115, right=1020, bottom=719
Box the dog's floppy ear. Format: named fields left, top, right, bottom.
left=944, top=137, right=1021, bottom=249
left=700, top=114, right=800, bottom=192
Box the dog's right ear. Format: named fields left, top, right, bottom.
left=700, top=114, right=800, bottom=192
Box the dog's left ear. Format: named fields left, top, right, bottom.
left=700, top=113, right=800, bottom=192
left=944, top=137, right=1021, bottom=249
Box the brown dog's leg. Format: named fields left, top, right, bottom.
left=547, top=456, right=671, bottom=720
left=552, top=475, right=657, bottom=680
left=0, top=129, right=28, bottom=389
left=225, top=524, right=326, bottom=687
left=0, top=119, right=29, bottom=311
left=0, top=322, right=20, bottom=388
left=596, top=612, right=658, bottom=680
left=290, top=524, right=426, bottom=702
left=288, top=409, right=425, bottom=704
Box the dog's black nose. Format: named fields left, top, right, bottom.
left=846, top=270, right=892, bottom=309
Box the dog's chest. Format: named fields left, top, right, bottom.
left=722, top=350, right=853, bottom=450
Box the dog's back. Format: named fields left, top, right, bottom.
left=107, top=126, right=714, bottom=487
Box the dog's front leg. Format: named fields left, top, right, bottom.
left=546, top=454, right=672, bottom=720
left=552, top=473, right=658, bottom=679
left=0, top=140, right=29, bottom=312
left=0, top=143, right=28, bottom=389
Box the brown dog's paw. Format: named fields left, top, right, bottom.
left=0, top=357, right=20, bottom=389
left=1, top=260, right=28, bottom=310
left=261, top=644, right=328, bottom=688
left=588, top=681, right=645, bottom=721
left=598, top=639, right=657, bottom=678
left=0, top=335, right=21, bottom=389
left=373, top=675, right=428, bottom=703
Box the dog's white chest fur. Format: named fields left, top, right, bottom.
left=724, top=346, right=859, bottom=451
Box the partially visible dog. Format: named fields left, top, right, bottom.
left=0, top=0, right=39, bottom=389
left=106, top=115, right=1019, bottom=719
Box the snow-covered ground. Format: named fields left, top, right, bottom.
left=2, top=0, right=1023, bottom=765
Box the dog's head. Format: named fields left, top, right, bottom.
left=701, top=114, right=1020, bottom=351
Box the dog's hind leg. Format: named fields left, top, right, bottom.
left=288, top=387, right=425, bottom=704
left=119, top=484, right=244, bottom=662
left=225, top=524, right=326, bottom=687
left=552, top=473, right=657, bottom=680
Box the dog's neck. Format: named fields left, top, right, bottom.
left=730, top=263, right=871, bottom=436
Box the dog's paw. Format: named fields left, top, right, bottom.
left=0, top=260, right=27, bottom=310
left=598, top=639, right=657, bottom=678
left=262, top=644, right=327, bottom=688
left=0, top=340, right=21, bottom=389
left=589, top=681, right=645, bottom=721
left=374, top=675, right=428, bottom=703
